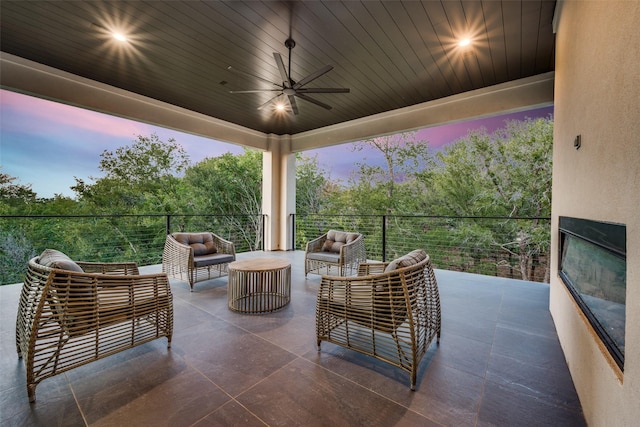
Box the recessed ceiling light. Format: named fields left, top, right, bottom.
left=275, top=103, right=286, bottom=112
left=458, top=38, right=471, bottom=47
left=112, top=32, right=127, bottom=42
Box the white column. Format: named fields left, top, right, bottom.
left=262, top=134, right=295, bottom=250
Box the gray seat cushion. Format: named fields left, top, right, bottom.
left=193, top=253, right=235, bottom=268
left=306, top=252, right=341, bottom=263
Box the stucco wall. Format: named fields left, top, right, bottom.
left=551, top=1, right=640, bottom=425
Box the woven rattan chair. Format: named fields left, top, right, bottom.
left=305, top=230, right=366, bottom=277
left=315, top=249, right=441, bottom=390
left=162, top=232, right=236, bottom=291
left=16, top=249, right=173, bottom=402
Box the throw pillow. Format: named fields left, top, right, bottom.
left=39, top=249, right=84, bottom=272
left=384, top=249, right=427, bottom=273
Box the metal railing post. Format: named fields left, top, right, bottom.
left=166, top=215, right=171, bottom=235
left=382, top=215, right=387, bottom=262
left=291, top=214, right=296, bottom=250
left=262, top=214, right=266, bottom=251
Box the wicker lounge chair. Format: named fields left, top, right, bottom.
left=305, top=230, right=366, bottom=277
left=162, top=232, right=236, bottom=291
left=315, top=249, right=441, bottom=390
left=16, top=249, right=173, bottom=402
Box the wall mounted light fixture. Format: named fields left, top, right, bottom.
left=574, top=134, right=581, bottom=150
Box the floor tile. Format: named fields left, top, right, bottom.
left=0, top=250, right=586, bottom=426
left=477, top=380, right=586, bottom=427
left=236, top=357, right=439, bottom=427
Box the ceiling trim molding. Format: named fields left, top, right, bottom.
left=290, top=71, right=555, bottom=152
left=0, top=52, right=269, bottom=151
left=1, top=52, right=553, bottom=155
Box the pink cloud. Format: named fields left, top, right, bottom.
left=1, top=89, right=151, bottom=139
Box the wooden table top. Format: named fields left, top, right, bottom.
left=229, top=258, right=291, bottom=272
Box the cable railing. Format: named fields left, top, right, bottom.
left=293, top=214, right=551, bottom=283
left=0, top=214, right=264, bottom=285
left=1, top=213, right=550, bottom=285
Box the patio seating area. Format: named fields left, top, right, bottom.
left=0, top=250, right=585, bottom=426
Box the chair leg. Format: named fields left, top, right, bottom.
left=27, top=384, right=36, bottom=403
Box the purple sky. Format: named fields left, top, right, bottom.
left=305, top=105, right=554, bottom=183
left=0, top=89, right=552, bottom=198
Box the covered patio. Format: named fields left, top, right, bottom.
left=2, top=2, right=639, bottom=425
left=1, top=251, right=584, bottom=426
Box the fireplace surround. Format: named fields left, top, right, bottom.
left=558, top=216, right=626, bottom=370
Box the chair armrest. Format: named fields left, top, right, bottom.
left=339, top=234, right=366, bottom=264
left=163, top=234, right=194, bottom=269
left=306, top=233, right=328, bottom=253
left=210, top=233, right=236, bottom=256
left=318, top=269, right=408, bottom=333
left=76, top=261, right=140, bottom=275
left=93, top=272, right=172, bottom=308
left=44, top=269, right=172, bottom=326
left=357, top=262, right=388, bottom=276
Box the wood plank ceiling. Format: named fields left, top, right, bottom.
left=0, top=1, right=556, bottom=135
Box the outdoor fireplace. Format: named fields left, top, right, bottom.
left=559, top=217, right=626, bottom=370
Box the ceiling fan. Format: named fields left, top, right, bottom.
left=228, top=38, right=350, bottom=114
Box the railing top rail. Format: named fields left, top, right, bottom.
left=0, top=213, right=263, bottom=219
left=293, top=214, right=550, bottom=221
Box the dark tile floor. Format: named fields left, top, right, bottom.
left=0, top=251, right=585, bottom=426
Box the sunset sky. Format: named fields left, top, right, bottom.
left=0, top=89, right=553, bottom=198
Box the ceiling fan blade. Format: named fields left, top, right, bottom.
left=293, top=64, right=333, bottom=89
left=229, top=89, right=282, bottom=94
left=295, top=93, right=332, bottom=110
left=257, top=94, right=282, bottom=111
left=273, top=53, right=291, bottom=87
left=295, top=87, right=350, bottom=94
left=287, top=95, right=299, bottom=115
left=227, top=66, right=280, bottom=88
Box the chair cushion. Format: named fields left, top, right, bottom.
left=321, top=230, right=361, bottom=253
left=384, top=249, right=427, bottom=273
left=173, top=232, right=217, bottom=255
left=39, top=249, right=84, bottom=272
left=193, top=253, right=235, bottom=268
left=307, top=251, right=341, bottom=263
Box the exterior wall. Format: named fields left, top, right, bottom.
left=551, top=1, right=640, bottom=425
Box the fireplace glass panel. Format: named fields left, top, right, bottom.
left=559, top=218, right=626, bottom=370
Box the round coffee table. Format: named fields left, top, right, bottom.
left=227, top=257, right=291, bottom=313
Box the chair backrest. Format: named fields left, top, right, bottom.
left=172, top=232, right=218, bottom=255
left=322, top=230, right=362, bottom=253
left=371, top=254, right=431, bottom=332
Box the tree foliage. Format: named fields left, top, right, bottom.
left=422, top=116, right=554, bottom=280
left=348, top=131, right=432, bottom=214
left=72, top=133, right=190, bottom=213
left=0, top=169, right=37, bottom=208
left=2, top=116, right=554, bottom=284
left=182, top=149, right=263, bottom=249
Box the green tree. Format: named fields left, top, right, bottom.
left=424, top=116, right=554, bottom=281
left=349, top=131, right=432, bottom=214
left=183, top=150, right=262, bottom=249
left=72, top=133, right=190, bottom=213
left=0, top=170, right=39, bottom=283
left=0, top=169, right=37, bottom=209
left=296, top=153, right=338, bottom=214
